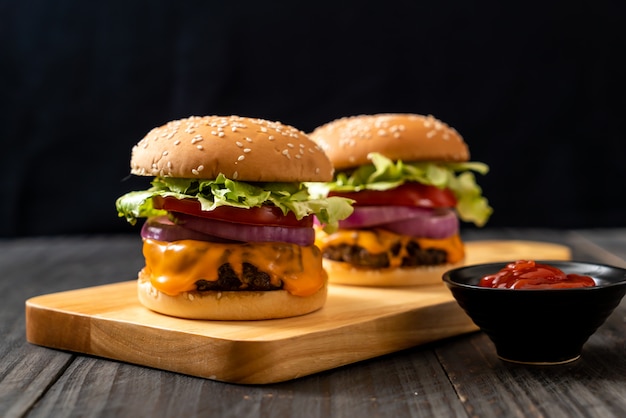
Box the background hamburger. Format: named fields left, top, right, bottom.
left=116, top=115, right=353, bottom=320
left=308, top=113, right=492, bottom=286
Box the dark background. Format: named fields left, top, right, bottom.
left=2, top=0, right=626, bottom=237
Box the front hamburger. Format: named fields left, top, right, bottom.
left=309, top=113, right=492, bottom=287
left=116, top=115, right=353, bottom=320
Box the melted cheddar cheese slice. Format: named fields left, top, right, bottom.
left=142, top=238, right=326, bottom=297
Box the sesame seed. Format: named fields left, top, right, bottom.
left=233, top=171, right=238, bottom=179
left=218, top=132, right=225, bottom=138
left=236, top=141, right=243, bottom=147
left=268, top=135, right=275, bottom=141
left=191, top=135, right=203, bottom=144
left=192, top=168, right=199, bottom=175
left=174, top=140, right=181, bottom=145
left=238, top=155, right=245, bottom=161
left=245, top=137, right=253, bottom=142
left=243, top=148, right=251, bottom=153
left=197, top=145, right=204, bottom=150
left=282, top=149, right=291, bottom=159
left=162, top=151, right=168, bottom=156
left=287, top=143, right=294, bottom=148
left=197, top=165, right=204, bottom=171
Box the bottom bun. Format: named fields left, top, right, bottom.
left=323, top=258, right=465, bottom=287
left=137, top=270, right=328, bottom=320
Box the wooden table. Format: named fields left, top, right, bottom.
left=2, top=228, right=626, bottom=417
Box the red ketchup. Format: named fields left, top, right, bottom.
left=479, top=260, right=596, bottom=289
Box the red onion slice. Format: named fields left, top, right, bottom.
left=337, top=206, right=437, bottom=229
left=381, top=208, right=459, bottom=239
left=141, top=216, right=238, bottom=243
left=332, top=206, right=459, bottom=239
left=173, top=213, right=315, bottom=246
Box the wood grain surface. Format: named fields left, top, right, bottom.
left=6, top=231, right=626, bottom=417
left=24, top=240, right=570, bottom=384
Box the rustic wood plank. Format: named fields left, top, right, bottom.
left=26, top=347, right=472, bottom=418
left=440, top=321, right=626, bottom=417
left=4, top=231, right=625, bottom=417
left=570, top=228, right=626, bottom=267
left=0, top=236, right=144, bottom=418
left=0, top=335, right=74, bottom=418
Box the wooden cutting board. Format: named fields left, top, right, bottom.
left=25, top=240, right=570, bottom=384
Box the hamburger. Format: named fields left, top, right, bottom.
left=116, top=115, right=353, bottom=320
left=308, top=113, right=492, bottom=287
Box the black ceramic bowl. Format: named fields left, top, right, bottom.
left=443, top=261, right=626, bottom=365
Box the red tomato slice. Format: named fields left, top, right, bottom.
left=153, top=196, right=313, bottom=228
left=329, top=182, right=457, bottom=208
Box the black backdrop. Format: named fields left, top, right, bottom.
left=3, top=0, right=626, bottom=237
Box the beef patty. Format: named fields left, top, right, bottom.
left=323, top=240, right=447, bottom=268
left=195, top=262, right=282, bottom=291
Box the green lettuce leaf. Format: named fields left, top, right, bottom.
left=316, top=152, right=493, bottom=227
left=116, top=173, right=354, bottom=233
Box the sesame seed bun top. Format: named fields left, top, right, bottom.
left=309, top=113, right=470, bottom=170
left=130, top=115, right=334, bottom=182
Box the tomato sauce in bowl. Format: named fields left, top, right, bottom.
left=442, top=260, right=626, bottom=364
left=479, top=260, right=596, bottom=289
